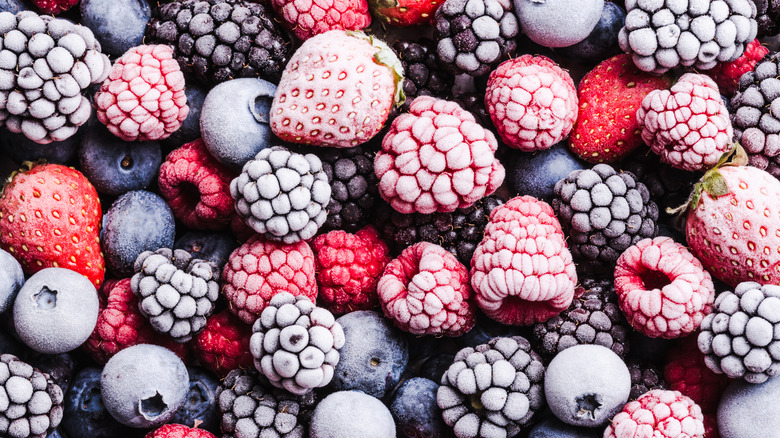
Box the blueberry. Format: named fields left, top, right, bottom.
left=0, top=127, right=81, bottom=165
left=504, top=142, right=587, bottom=203
left=310, top=390, right=396, bottom=438
left=29, top=352, right=78, bottom=395
left=200, top=77, right=277, bottom=171
left=79, top=0, right=152, bottom=57
left=718, top=374, right=780, bottom=438
left=457, top=312, right=527, bottom=349
left=529, top=415, right=602, bottom=437
left=0, top=247, right=24, bottom=314
left=78, top=123, right=162, bottom=195
left=390, top=377, right=447, bottom=438
left=62, top=367, right=138, bottom=438
left=514, top=0, right=605, bottom=48
left=13, top=268, right=99, bottom=355
left=101, top=190, right=176, bottom=277
left=545, top=344, right=631, bottom=427
left=557, top=2, right=626, bottom=60
left=418, top=352, right=456, bottom=383
left=0, top=0, right=27, bottom=13
left=0, top=326, right=27, bottom=359
left=173, top=231, right=238, bottom=271
left=101, top=344, right=189, bottom=428
left=169, top=367, right=220, bottom=434
left=164, top=82, right=208, bottom=147
left=331, top=311, right=409, bottom=399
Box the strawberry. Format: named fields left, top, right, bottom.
left=368, top=0, right=442, bottom=26
left=0, top=163, right=105, bottom=288
left=569, top=54, right=671, bottom=163
left=682, top=145, right=780, bottom=287
left=270, top=30, right=405, bottom=148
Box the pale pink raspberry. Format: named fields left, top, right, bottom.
left=222, top=235, right=317, bottom=324
left=604, top=389, right=705, bottom=438
left=374, top=96, right=505, bottom=214
left=636, top=73, right=733, bottom=172
left=270, top=0, right=372, bottom=41
left=470, top=196, right=578, bottom=326
left=485, top=55, right=578, bottom=152
left=377, top=242, right=476, bottom=336
left=95, top=44, right=189, bottom=142
left=614, top=236, right=715, bottom=339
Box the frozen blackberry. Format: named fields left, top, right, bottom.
left=437, top=336, right=545, bottom=437
left=146, top=0, right=292, bottom=86
left=433, top=0, right=519, bottom=77
left=231, top=146, right=332, bottom=244
left=731, top=52, right=780, bottom=178
left=531, top=276, right=631, bottom=362
left=754, top=0, right=780, bottom=36
left=552, top=164, right=659, bottom=273
left=374, top=195, right=503, bottom=265
left=627, top=360, right=668, bottom=401
left=698, top=282, right=780, bottom=383
left=216, top=367, right=314, bottom=438
left=393, top=38, right=455, bottom=112
left=249, top=292, right=345, bottom=395
left=0, top=11, right=111, bottom=144
left=130, top=248, right=220, bottom=343
left=618, top=0, right=758, bottom=73
left=0, top=354, right=64, bottom=438
left=317, top=145, right=379, bottom=233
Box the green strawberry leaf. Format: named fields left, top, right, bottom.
left=347, top=31, right=407, bottom=108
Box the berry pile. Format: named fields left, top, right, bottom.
left=2, top=2, right=780, bottom=437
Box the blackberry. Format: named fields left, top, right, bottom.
left=130, top=248, right=220, bottom=343
left=627, top=360, right=668, bottom=400
left=216, top=367, right=315, bottom=438
left=433, top=0, right=519, bottom=77
left=0, top=354, right=64, bottom=438
left=552, top=164, right=659, bottom=273
left=436, top=336, right=545, bottom=437
left=317, top=145, right=379, bottom=233
left=374, top=195, right=503, bottom=265
left=618, top=0, right=758, bottom=74
left=731, top=53, right=780, bottom=179
left=531, top=276, right=631, bottom=362
left=393, top=38, right=454, bottom=112
left=231, top=146, right=332, bottom=244
left=146, top=0, right=292, bottom=86
left=754, top=0, right=780, bottom=36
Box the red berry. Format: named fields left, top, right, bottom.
left=707, top=39, right=769, bottom=96
left=145, top=423, right=217, bottom=438
left=270, top=0, right=372, bottom=41
left=194, top=310, right=254, bottom=378
left=369, top=0, right=442, bottom=26
left=604, top=389, right=705, bottom=438
left=31, top=0, right=79, bottom=14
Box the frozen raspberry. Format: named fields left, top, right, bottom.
left=707, top=39, right=769, bottom=96
left=95, top=44, right=189, bottom=142
left=313, top=226, right=391, bottom=315
left=603, top=389, right=705, bottom=438
left=145, top=424, right=216, bottom=438
left=637, top=73, right=733, bottom=172
left=31, top=0, right=79, bottom=14
left=194, top=310, right=254, bottom=378
left=470, top=196, right=578, bottom=326
left=270, top=0, right=371, bottom=41
left=485, top=55, right=578, bottom=152
left=222, top=235, right=317, bottom=324
left=84, top=279, right=189, bottom=365
left=665, top=336, right=730, bottom=415
left=158, top=139, right=237, bottom=231
left=374, top=96, right=504, bottom=214
left=377, top=242, right=476, bottom=336
left=615, top=237, right=715, bottom=339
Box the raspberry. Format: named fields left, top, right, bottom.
left=614, top=237, right=715, bottom=339
left=485, top=55, right=578, bottom=152
left=707, top=39, right=769, bottom=96
left=377, top=242, right=476, bottom=336
left=158, top=139, right=237, bottom=231
left=603, top=389, right=705, bottom=438
left=313, top=226, right=390, bottom=315
left=222, top=235, right=317, bottom=324
left=637, top=73, right=733, bottom=172
left=664, top=336, right=730, bottom=414
left=145, top=424, right=217, bottom=438
left=95, top=44, right=189, bottom=142
left=470, top=196, right=578, bottom=326
left=270, top=0, right=371, bottom=41
left=84, top=279, right=189, bottom=365
left=374, top=96, right=504, bottom=214
left=194, top=310, right=254, bottom=378
left=30, top=0, right=79, bottom=14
